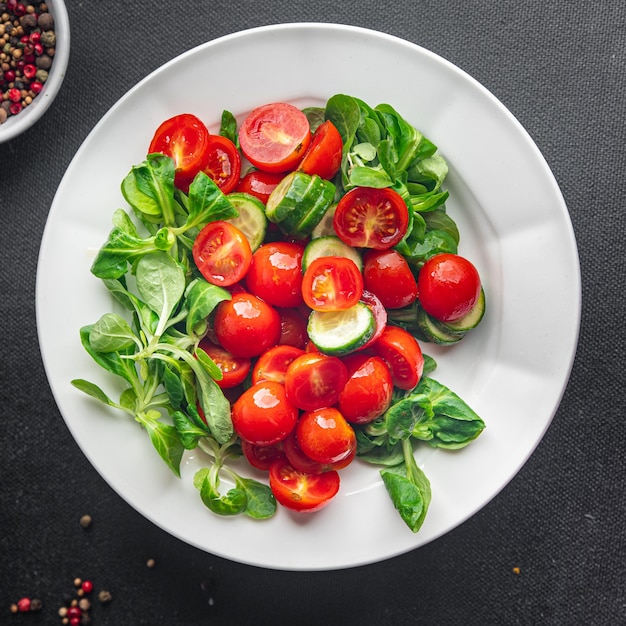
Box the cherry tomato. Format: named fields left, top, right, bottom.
left=278, top=308, right=308, bottom=349
left=417, top=253, right=482, bottom=322
left=269, top=458, right=340, bottom=513
left=197, top=337, right=251, bottom=389
left=235, top=170, right=284, bottom=205
left=148, top=113, right=211, bottom=189
left=373, top=326, right=425, bottom=390
left=333, top=186, right=409, bottom=250
left=301, top=256, right=363, bottom=312
left=363, top=249, right=418, bottom=309
left=213, top=292, right=281, bottom=358
left=231, top=381, right=298, bottom=446
left=245, top=242, right=305, bottom=308
left=240, top=440, right=285, bottom=471
left=239, top=102, right=311, bottom=173
left=198, top=134, right=241, bottom=194
left=284, top=352, right=348, bottom=412
left=296, top=407, right=357, bottom=466
left=282, top=431, right=327, bottom=474
left=192, top=221, right=252, bottom=287
left=298, top=120, right=343, bottom=180
left=338, top=354, right=393, bottom=424
left=357, top=290, right=388, bottom=351
left=252, top=344, right=305, bottom=385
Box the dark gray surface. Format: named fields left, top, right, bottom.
left=1, top=1, right=625, bottom=624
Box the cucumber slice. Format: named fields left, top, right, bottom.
left=307, top=302, right=375, bottom=355
left=226, top=192, right=267, bottom=251
left=441, top=287, right=486, bottom=332
left=311, top=203, right=337, bottom=239
left=415, top=306, right=466, bottom=345
left=265, top=171, right=335, bottom=239
left=302, top=236, right=363, bottom=272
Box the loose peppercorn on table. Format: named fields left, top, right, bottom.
left=1, top=1, right=625, bottom=624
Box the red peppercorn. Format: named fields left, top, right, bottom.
left=69, top=618, right=81, bottom=626
left=20, top=35, right=29, bottom=44
left=5, top=69, right=16, bottom=82
left=9, top=102, right=22, bottom=115
left=23, top=64, right=36, bottom=79
left=33, top=43, right=44, bottom=56
left=8, top=87, right=21, bottom=102
left=30, top=80, right=43, bottom=93
left=14, top=3, right=26, bottom=16
left=67, top=606, right=82, bottom=618
left=17, top=597, right=31, bottom=612
left=7, top=0, right=17, bottom=10
left=81, top=580, right=94, bottom=594
left=29, top=32, right=41, bottom=44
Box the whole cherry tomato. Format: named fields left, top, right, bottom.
left=284, top=352, right=348, bottom=412
left=245, top=241, right=305, bottom=308
left=373, top=325, right=425, bottom=390
left=417, top=253, right=482, bottom=322
left=231, top=381, right=298, bottom=446
left=363, top=249, right=418, bottom=309
left=213, top=293, right=281, bottom=358
left=296, top=407, right=357, bottom=466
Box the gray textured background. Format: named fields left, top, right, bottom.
left=1, top=1, right=625, bottom=624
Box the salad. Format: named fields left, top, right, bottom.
left=72, top=94, right=486, bottom=533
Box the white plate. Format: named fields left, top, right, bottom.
left=36, top=23, right=580, bottom=571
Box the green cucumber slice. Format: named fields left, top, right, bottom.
left=265, top=171, right=335, bottom=239
left=311, top=203, right=337, bottom=239
left=441, top=287, right=486, bottom=332
left=415, top=306, right=466, bottom=345
left=302, top=236, right=363, bottom=272
left=226, top=192, right=267, bottom=251
left=265, top=171, right=313, bottom=224
left=278, top=176, right=335, bottom=239
left=307, top=302, right=375, bottom=355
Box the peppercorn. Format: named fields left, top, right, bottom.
left=39, top=28, right=53, bottom=46
left=19, top=12, right=35, bottom=29
left=97, top=589, right=113, bottom=604
left=79, top=514, right=93, bottom=528
left=35, top=51, right=50, bottom=68
left=36, top=10, right=52, bottom=30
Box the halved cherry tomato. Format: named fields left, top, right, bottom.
left=338, top=354, right=393, bottom=424
left=148, top=113, right=211, bottom=190
left=284, top=352, right=348, bottom=412
left=252, top=344, right=305, bottom=385
left=372, top=326, right=424, bottom=391
left=296, top=407, right=357, bottom=467
left=278, top=308, right=308, bottom=349
left=357, top=290, right=388, bottom=351
left=235, top=170, right=284, bottom=205
left=199, top=134, right=241, bottom=194
left=213, top=292, right=281, bottom=358
left=245, top=241, right=305, bottom=308
left=231, top=381, right=298, bottom=446
left=240, top=440, right=285, bottom=471
left=417, top=253, right=482, bottom=322
left=268, top=458, right=340, bottom=513
left=239, top=102, right=311, bottom=173
left=298, top=120, right=343, bottom=180
left=301, top=256, right=363, bottom=312
left=363, top=249, right=418, bottom=309
left=197, top=338, right=251, bottom=389
left=333, top=186, right=409, bottom=250
left=192, top=221, right=252, bottom=287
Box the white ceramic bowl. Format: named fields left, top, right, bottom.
left=0, top=0, right=70, bottom=143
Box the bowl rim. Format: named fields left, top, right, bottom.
left=0, top=0, right=70, bottom=143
